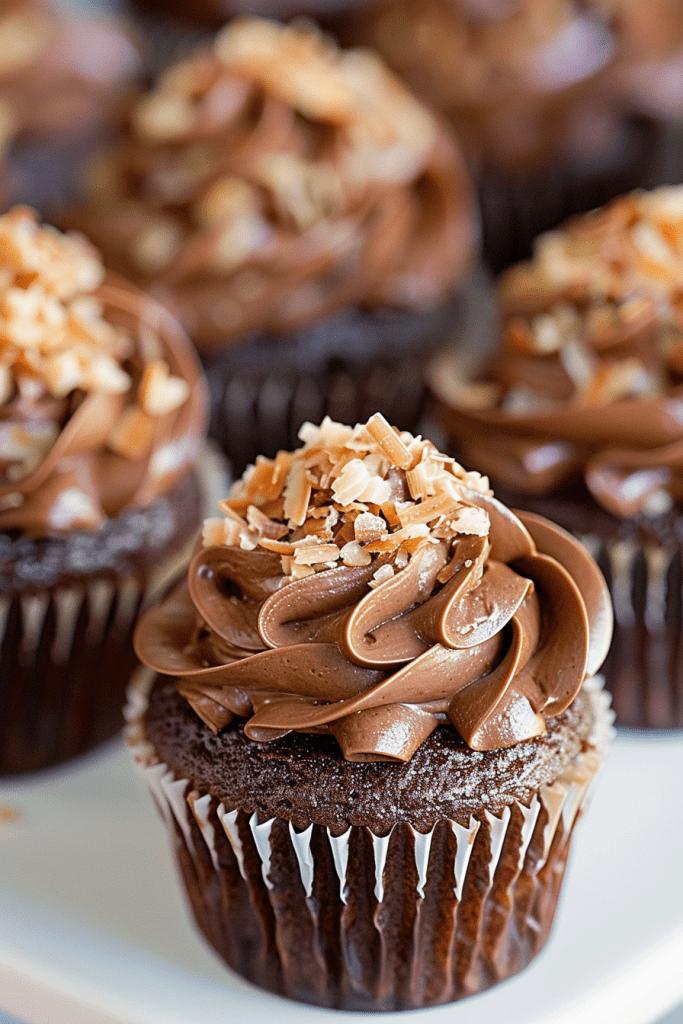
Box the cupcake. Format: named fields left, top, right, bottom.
left=0, top=207, right=208, bottom=774
left=130, top=412, right=613, bottom=1010
left=338, top=0, right=658, bottom=271
left=64, top=17, right=478, bottom=474
left=0, top=0, right=140, bottom=209
left=431, top=185, right=683, bottom=729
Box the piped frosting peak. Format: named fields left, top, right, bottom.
left=136, top=414, right=612, bottom=761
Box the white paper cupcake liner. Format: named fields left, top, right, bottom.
left=126, top=671, right=614, bottom=1010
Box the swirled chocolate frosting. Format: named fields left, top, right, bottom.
left=0, top=207, right=206, bottom=537
left=432, top=186, right=683, bottom=519
left=135, top=413, right=611, bottom=761
left=66, top=17, right=477, bottom=351
left=341, top=0, right=617, bottom=174
left=0, top=0, right=139, bottom=154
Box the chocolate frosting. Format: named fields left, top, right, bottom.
left=433, top=187, right=683, bottom=519
left=66, top=18, right=477, bottom=351
left=0, top=212, right=206, bottom=537
left=135, top=417, right=611, bottom=760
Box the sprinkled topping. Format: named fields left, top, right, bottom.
left=495, top=186, right=683, bottom=408
left=208, top=413, right=491, bottom=580
left=0, top=207, right=191, bottom=472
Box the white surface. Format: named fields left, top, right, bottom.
left=0, top=731, right=682, bottom=1024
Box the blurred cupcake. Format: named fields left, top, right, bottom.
left=64, top=17, right=478, bottom=473
left=129, top=413, right=613, bottom=1010
left=0, top=207, right=208, bottom=774
left=340, top=0, right=658, bottom=271
left=0, top=0, right=141, bottom=209
left=431, top=185, right=683, bottom=728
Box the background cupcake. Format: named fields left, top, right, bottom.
left=338, top=0, right=659, bottom=271
left=0, top=207, right=208, bottom=774
left=130, top=413, right=614, bottom=1010
left=64, top=17, right=478, bottom=473
left=0, top=0, right=141, bottom=209
left=431, top=185, right=683, bottom=728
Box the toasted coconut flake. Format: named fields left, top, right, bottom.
left=369, top=563, right=394, bottom=588
left=238, top=527, right=258, bottom=550
left=202, top=516, right=241, bottom=547
left=108, top=407, right=156, bottom=461
left=246, top=504, right=289, bottom=539
left=283, top=458, right=311, bottom=527
left=365, top=522, right=430, bottom=553
left=138, top=359, right=190, bottom=416
left=281, top=555, right=316, bottom=578
left=217, top=500, right=249, bottom=528
left=340, top=540, right=372, bottom=566
left=379, top=500, right=401, bottom=528
left=449, top=506, right=490, bottom=537
left=206, top=414, right=494, bottom=581
left=258, top=537, right=296, bottom=554
left=398, top=534, right=432, bottom=556
left=396, top=491, right=461, bottom=528
left=354, top=511, right=387, bottom=543
left=294, top=542, right=341, bottom=565
left=582, top=358, right=654, bottom=405
left=365, top=411, right=413, bottom=469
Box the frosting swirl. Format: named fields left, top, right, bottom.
left=432, top=186, right=683, bottom=520
left=341, top=0, right=617, bottom=174
left=66, top=17, right=477, bottom=351
left=135, top=414, right=611, bottom=760
left=0, top=207, right=207, bottom=537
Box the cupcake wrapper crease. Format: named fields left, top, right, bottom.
left=126, top=673, right=614, bottom=1010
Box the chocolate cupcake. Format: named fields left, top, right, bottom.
left=0, top=207, right=209, bottom=774
left=338, top=0, right=658, bottom=272
left=64, top=17, right=478, bottom=474
left=0, top=0, right=140, bottom=209
left=431, top=185, right=683, bottom=729
left=129, top=413, right=614, bottom=1010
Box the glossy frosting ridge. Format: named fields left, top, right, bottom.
left=136, top=414, right=611, bottom=760
left=0, top=208, right=206, bottom=537
left=68, top=17, right=476, bottom=350
left=434, top=186, right=683, bottom=519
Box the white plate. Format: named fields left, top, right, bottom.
left=0, top=730, right=682, bottom=1024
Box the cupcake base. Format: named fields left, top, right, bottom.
left=206, top=296, right=464, bottom=475
left=127, top=672, right=613, bottom=1011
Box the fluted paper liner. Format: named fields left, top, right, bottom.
left=578, top=532, right=683, bottom=728
left=0, top=446, right=228, bottom=775
left=126, top=672, right=614, bottom=1011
